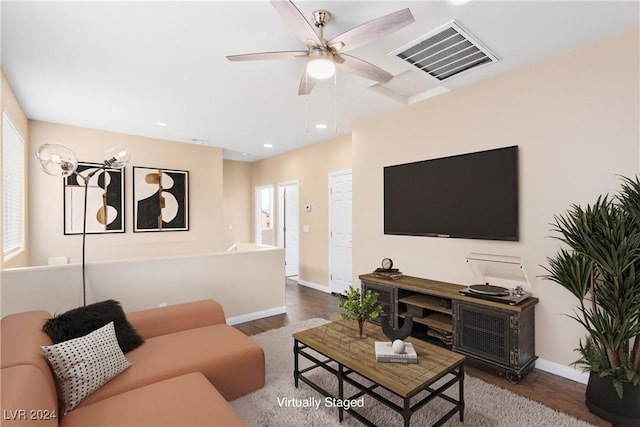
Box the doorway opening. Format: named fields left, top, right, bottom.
left=255, top=185, right=274, bottom=245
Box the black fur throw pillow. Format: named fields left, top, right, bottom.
left=42, top=299, right=144, bottom=353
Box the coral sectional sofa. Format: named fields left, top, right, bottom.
left=0, top=299, right=265, bottom=426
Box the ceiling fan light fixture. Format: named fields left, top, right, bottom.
left=227, top=2, right=415, bottom=94
left=306, top=49, right=335, bottom=80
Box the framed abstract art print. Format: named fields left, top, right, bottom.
left=64, top=162, right=125, bottom=234
left=132, top=166, right=189, bottom=232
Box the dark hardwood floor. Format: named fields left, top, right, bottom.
left=234, top=280, right=610, bottom=427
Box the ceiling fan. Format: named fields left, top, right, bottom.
left=226, top=1, right=415, bottom=95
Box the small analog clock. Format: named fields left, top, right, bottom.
left=382, top=257, right=393, bottom=270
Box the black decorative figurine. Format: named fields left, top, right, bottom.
left=380, top=314, right=413, bottom=341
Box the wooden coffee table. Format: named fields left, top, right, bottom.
left=293, top=320, right=465, bottom=427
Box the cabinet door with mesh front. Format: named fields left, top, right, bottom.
left=453, top=301, right=511, bottom=366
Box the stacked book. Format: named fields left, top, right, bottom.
left=374, top=341, right=418, bottom=364
left=373, top=268, right=403, bottom=280
left=427, top=327, right=453, bottom=346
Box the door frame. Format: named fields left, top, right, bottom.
left=277, top=180, right=300, bottom=276
left=328, top=169, right=352, bottom=294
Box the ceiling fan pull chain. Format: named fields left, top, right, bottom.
left=305, top=91, right=309, bottom=133
left=333, top=72, right=337, bottom=134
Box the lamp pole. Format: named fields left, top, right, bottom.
left=81, top=173, right=89, bottom=306
left=76, top=155, right=123, bottom=306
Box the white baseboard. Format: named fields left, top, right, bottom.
left=535, top=358, right=589, bottom=384
left=226, top=306, right=287, bottom=326
left=297, top=280, right=332, bottom=293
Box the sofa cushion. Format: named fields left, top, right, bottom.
left=125, top=299, right=226, bottom=339
left=0, top=365, right=59, bottom=427
left=41, top=322, right=132, bottom=413
left=0, top=310, right=58, bottom=399
left=78, top=323, right=264, bottom=408
left=42, top=299, right=144, bottom=353
left=60, top=372, right=245, bottom=427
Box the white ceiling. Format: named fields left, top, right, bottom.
left=2, top=1, right=638, bottom=161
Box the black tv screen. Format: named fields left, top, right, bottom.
left=384, top=146, right=518, bottom=241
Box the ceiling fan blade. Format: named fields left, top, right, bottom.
left=270, top=0, right=322, bottom=47
left=336, top=54, right=393, bottom=83
left=328, top=8, right=415, bottom=53
left=298, top=72, right=316, bottom=96
left=226, top=51, right=308, bottom=62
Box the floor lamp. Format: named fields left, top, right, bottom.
left=35, top=144, right=130, bottom=306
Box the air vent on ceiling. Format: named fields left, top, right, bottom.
left=394, top=21, right=497, bottom=81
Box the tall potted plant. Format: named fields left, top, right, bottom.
left=543, top=176, right=640, bottom=425
left=339, top=285, right=383, bottom=338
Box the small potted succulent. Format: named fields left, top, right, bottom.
left=339, top=285, right=383, bottom=338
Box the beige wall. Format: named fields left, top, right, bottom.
left=251, top=134, right=351, bottom=287
left=222, top=160, right=252, bottom=250
left=353, top=30, right=640, bottom=369
left=1, top=69, right=30, bottom=269
left=28, top=121, right=224, bottom=266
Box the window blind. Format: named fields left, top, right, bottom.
left=2, top=111, right=25, bottom=257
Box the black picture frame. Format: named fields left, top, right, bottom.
left=132, top=166, right=189, bottom=232
left=63, top=162, right=125, bottom=235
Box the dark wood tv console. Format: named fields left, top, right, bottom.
left=360, top=273, right=539, bottom=383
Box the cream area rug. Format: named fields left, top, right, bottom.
left=231, top=318, right=595, bottom=427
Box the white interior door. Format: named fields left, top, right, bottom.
left=278, top=182, right=299, bottom=277
left=329, top=171, right=352, bottom=295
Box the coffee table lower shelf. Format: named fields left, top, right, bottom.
left=294, top=339, right=465, bottom=427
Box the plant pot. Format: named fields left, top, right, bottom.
left=585, top=372, right=640, bottom=426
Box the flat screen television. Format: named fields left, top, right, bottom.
left=384, top=146, right=518, bottom=241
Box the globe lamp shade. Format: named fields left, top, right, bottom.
left=103, top=146, right=130, bottom=169
left=35, top=144, right=78, bottom=177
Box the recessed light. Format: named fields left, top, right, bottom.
left=264, top=143, right=273, bottom=148
left=315, top=123, right=327, bottom=130
left=156, top=121, right=169, bottom=127
left=241, top=152, right=249, bottom=157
